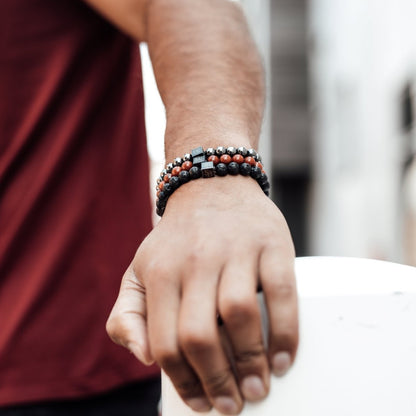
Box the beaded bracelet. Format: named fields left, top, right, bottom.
left=155, top=146, right=270, bottom=216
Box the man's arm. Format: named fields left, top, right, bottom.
left=85, top=0, right=298, bottom=414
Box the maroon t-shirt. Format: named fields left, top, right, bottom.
left=0, top=0, right=159, bottom=407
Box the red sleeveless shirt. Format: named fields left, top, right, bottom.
left=0, top=0, right=159, bottom=406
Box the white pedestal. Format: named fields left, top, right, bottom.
left=162, top=257, right=416, bottom=415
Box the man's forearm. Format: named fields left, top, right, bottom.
left=84, top=0, right=265, bottom=160
left=146, top=0, right=265, bottom=161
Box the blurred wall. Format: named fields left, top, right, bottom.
left=309, top=0, right=416, bottom=261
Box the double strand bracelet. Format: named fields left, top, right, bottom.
left=155, top=146, right=270, bottom=217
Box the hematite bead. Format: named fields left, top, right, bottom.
left=161, top=169, right=167, bottom=176
left=263, top=189, right=270, bottom=197
left=166, top=163, right=174, bottom=172
left=179, top=170, right=191, bottom=184
left=247, top=149, right=258, bottom=159
left=237, top=146, right=248, bottom=157
left=205, top=147, right=216, bottom=157
left=189, top=166, right=202, bottom=179
left=250, top=166, right=262, bottom=179
left=174, top=157, right=183, bottom=167
left=192, top=155, right=206, bottom=166
left=215, top=163, right=228, bottom=176
left=216, top=146, right=226, bottom=156
left=239, top=162, right=251, bottom=176
left=191, top=146, right=204, bottom=158
left=169, top=176, right=180, bottom=189
left=183, top=153, right=192, bottom=161
left=226, top=146, right=237, bottom=156
left=255, top=154, right=262, bottom=162
left=227, top=161, right=239, bottom=175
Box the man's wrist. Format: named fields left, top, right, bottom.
left=156, top=145, right=270, bottom=216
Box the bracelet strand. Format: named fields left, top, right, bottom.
left=155, top=146, right=270, bottom=217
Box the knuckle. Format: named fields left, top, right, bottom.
left=153, top=345, right=182, bottom=371
left=176, top=379, right=204, bottom=398
left=221, top=295, right=258, bottom=325
left=179, top=329, right=216, bottom=356
left=203, top=369, right=233, bottom=394
left=234, top=344, right=266, bottom=365
left=270, top=325, right=299, bottom=350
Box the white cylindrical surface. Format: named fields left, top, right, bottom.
left=162, top=257, right=416, bottom=415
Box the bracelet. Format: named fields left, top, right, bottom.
left=155, top=146, right=270, bottom=216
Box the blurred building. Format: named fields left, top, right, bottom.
left=308, top=0, right=416, bottom=263
left=270, top=0, right=416, bottom=264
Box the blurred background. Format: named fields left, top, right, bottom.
left=142, top=0, right=416, bottom=266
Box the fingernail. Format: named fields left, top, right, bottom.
left=272, top=351, right=291, bottom=377
left=213, top=396, right=239, bottom=414
left=240, top=375, right=266, bottom=401
left=186, top=397, right=212, bottom=412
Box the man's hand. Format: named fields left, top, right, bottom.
left=107, top=176, right=298, bottom=415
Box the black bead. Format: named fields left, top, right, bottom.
left=261, top=180, right=270, bottom=191
left=169, top=176, right=181, bottom=189
left=163, top=183, right=173, bottom=194
left=156, top=207, right=164, bottom=216
left=189, top=166, right=202, bottom=179
left=179, top=170, right=191, bottom=184
left=257, top=173, right=268, bottom=186
left=239, top=162, right=251, bottom=176
left=158, top=190, right=167, bottom=201
left=263, top=189, right=270, bottom=197
left=250, top=166, right=262, bottom=179
left=215, top=163, right=228, bottom=176
left=227, top=161, right=239, bottom=175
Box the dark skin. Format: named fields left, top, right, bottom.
left=84, top=0, right=299, bottom=414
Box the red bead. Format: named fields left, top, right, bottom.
left=171, top=166, right=182, bottom=176
left=208, top=155, right=220, bottom=165
left=256, top=162, right=263, bottom=170
left=220, top=154, right=232, bottom=164
left=232, top=154, right=244, bottom=164
left=245, top=156, right=256, bottom=166
left=182, top=161, right=193, bottom=171
left=158, top=182, right=165, bottom=191
left=163, top=174, right=171, bottom=183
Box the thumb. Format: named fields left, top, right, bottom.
left=106, top=264, right=154, bottom=365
